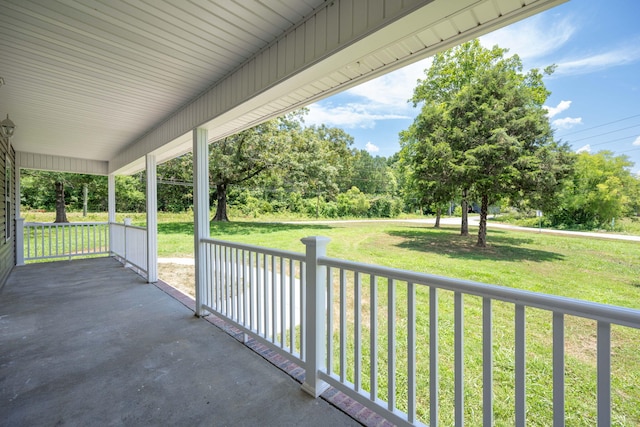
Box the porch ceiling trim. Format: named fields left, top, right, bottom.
left=16, top=151, right=108, bottom=175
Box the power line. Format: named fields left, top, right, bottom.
left=575, top=133, right=640, bottom=149
left=618, top=146, right=640, bottom=155
left=158, top=179, right=192, bottom=187
left=559, top=113, right=640, bottom=137
left=568, top=123, right=640, bottom=143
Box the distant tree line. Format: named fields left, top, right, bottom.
left=19, top=144, right=638, bottom=231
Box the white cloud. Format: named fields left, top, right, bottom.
left=306, top=102, right=409, bottom=129
left=482, top=10, right=640, bottom=77
left=555, top=44, right=640, bottom=76
left=346, top=58, right=432, bottom=110
left=544, top=100, right=572, bottom=118
left=480, top=14, right=575, bottom=61
left=553, top=117, right=583, bottom=129
left=306, top=58, right=431, bottom=129
left=365, top=142, right=380, bottom=153
left=576, top=144, right=591, bottom=154
left=633, top=136, right=640, bottom=146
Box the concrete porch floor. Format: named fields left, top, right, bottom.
left=0, top=258, right=362, bottom=426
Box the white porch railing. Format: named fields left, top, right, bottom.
left=199, top=236, right=640, bottom=427
left=110, top=222, right=148, bottom=275
left=23, top=222, right=109, bottom=261
left=201, top=237, right=307, bottom=364
left=22, top=221, right=148, bottom=277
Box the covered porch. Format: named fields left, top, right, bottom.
left=0, top=257, right=363, bottom=426
left=4, top=0, right=612, bottom=425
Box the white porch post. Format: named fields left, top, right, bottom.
left=108, top=174, right=116, bottom=254
left=108, top=174, right=116, bottom=223
left=301, top=236, right=331, bottom=398
left=193, top=127, right=209, bottom=317
left=15, top=166, right=24, bottom=266
left=146, top=154, right=158, bottom=283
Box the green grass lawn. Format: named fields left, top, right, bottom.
left=23, top=210, right=640, bottom=425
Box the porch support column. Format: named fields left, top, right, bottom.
left=108, top=174, right=116, bottom=223
left=108, top=174, right=116, bottom=254
left=193, top=127, right=209, bottom=317
left=15, top=166, right=24, bottom=266
left=146, top=154, right=158, bottom=283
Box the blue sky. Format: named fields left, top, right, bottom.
left=305, top=0, right=640, bottom=176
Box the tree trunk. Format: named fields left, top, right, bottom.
left=434, top=207, right=441, bottom=228
left=54, top=181, right=69, bottom=223
left=212, top=183, right=229, bottom=222
left=476, top=194, right=489, bottom=247
left=460, top=188, right=469, bottom=236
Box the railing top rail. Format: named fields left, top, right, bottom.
left=24, top=221, right=109, bottom=226
left=319, top=256, right=640, bottom=329
left=201, top=237, right=306, bottom=262
left=107, top=221, right=146, bottom=231
left=123, top=224, right=147, bottom=232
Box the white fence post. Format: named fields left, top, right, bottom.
left=301, top=236, right=331, bottom=398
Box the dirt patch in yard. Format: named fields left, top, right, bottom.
left=158, top=263, right=195, bottom=298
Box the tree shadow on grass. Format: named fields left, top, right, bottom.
left=388, top=226, right=565, bottom=262
left=158, top=221, right=332, bottom=236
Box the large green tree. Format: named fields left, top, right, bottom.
left=451, top=62, right=573, bottom=246
left=400, top=104, right=457, bottom=227
left=208, top=109, right=356, bottom=221
left=209, top=113, right=302, bottom=221
left=405, top=40, right=573, bottom=247
left=410, top=40, right=510, bottom=235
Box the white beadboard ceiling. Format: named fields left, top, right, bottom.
left=0, top=0, right=566, bottom=175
